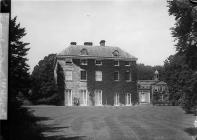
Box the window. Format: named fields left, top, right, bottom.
left=114, top=93, right=120, bottom=106
left=80, top=59, right=88, bottom=65
left=95, top=90, right=102, bottom=106
left=154, top=86, right=158, bottom=92
left=125, top=61, right=130, bottom=66
left=125, top=93, right=132, bottom=106
left=113, top=50, right=119, bottom=57
left=114, top=60, right=119, bottom=66
left=95, top=60, right=102, bottom=66
left=80, top=70, right=87, bottom=81
left=65, top=89, right=72, bottom=106
left=80, top=48, right=88, bottom=55
left=65, top=59, right=73, bottom=65
left=162, top=86, right=165, bottom=91
left=95, top=71, right=102, bottom=81
left=125, top=71, right=131, bottom=81
left=114, top=71, right=119, bottom=81
left=65, top=71, right=72, bottom=81
left=80, top=89, right=87, bottom=106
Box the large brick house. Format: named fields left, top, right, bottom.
left=54, top=40, right=138, bottom=106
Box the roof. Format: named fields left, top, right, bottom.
left=58, top=45, right=137, bottom=60
left=138, top=80, right=167, bottom=86
left=154, top=81, right=167, bottom=85
left=138, top=80, right=157, bottom=85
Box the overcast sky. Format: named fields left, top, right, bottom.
left=12, top=0, right=176, bottom=72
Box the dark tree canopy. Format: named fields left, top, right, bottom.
left=30, top=54, right=64, bottom=105
left=9, top=17, right=31, bottom=99
left=166, top=0, right=197, bottom=111
left=1, top=17, right=43, bottom=140
left=137, top=64, right=164, bottom=81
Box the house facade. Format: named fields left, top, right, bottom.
left=54, top=40, right=138, bottom=106
left=138, top=70, right=169, bottom=104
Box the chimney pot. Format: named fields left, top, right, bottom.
left=84, top=42, right=93, bottom=46
left=70, top=42, right=77, bottom=45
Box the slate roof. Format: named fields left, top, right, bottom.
left=58, top=45, right=137, bottom=60
left=154, top=81, right=167, bottom=85
left=138, top=80, right=157, bottom=85
left=138, top=80, right=167, bottom=86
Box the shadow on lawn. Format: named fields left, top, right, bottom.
left=38, top=118, right=87, bottom=140
left=184, top=127, right=197, bottom=140
left=44, top=135, right=87, bottom=140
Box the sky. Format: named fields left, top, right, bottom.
left=12, top=0, right=176, bottom=72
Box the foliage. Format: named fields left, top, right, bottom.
left=30, top=54, right=64, bottom=105
left=56, top=63, right=65, bottom=105
left=137, top=63, right=165, bottom=80
left=167, top=0, right=197, bottom=112
left=9, top=17, right=31, bottom=100
left=1, top=17, right=43, bottom=140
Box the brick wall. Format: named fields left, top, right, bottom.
left=57, top=58, right=138, bottom=106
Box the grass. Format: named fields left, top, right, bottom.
left=28, top=105, right=196, bottom=140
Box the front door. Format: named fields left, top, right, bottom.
left=140, top=91, right=150, bottom=103
left=95, top=90, right=102, bottom=106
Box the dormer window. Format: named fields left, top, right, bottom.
left=114, top=60, right=119, bottom=66
left=125, top=61, right=130, bottom=66
left=112, top=50, right=119, bottom=57
left=65, top=58, right=73, bottom=65
left=80, top=59, right=88, bottom=65
left=80, top=48, right=88, bottom=55
left=95, top=60, right=102, bottom=66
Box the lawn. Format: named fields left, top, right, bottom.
left=28, top=105, right=196, bottom=140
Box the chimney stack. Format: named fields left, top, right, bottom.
left=100, top=40, right=105, bottom=46
left=70, top=42, right=77, bottom=45
left=84, top=42, right=93, bottom=46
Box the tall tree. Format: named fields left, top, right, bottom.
left=167, top=0, right=197, bottom=111
left=137, top=64, right=165, bottom=81
left=1, top=17, right=43, bottom=140
left=9, top=17, right=31, bottom=100
left=30, top=54, right=63, bottom=105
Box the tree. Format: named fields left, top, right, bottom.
left=137, top=64, right=165, bottom=81
left=1, top=17, right=43, bottom=140
left=168, top=0, right=197, bottom=70
left=9, top=17, right=31, bottom=100
left=167, top=0, right=197, bottom=111
left=137, top=64, right=154, bottom=80
left=30, top=54, right=63, bottom=105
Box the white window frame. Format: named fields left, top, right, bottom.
left=80, top=59, right=88, bottom=65
left=125, top=71, right=131, bottom=81
left=95, top=60, right=102, bottom=66
left=125, top=61, right=130, bottom=66
left=114, top=93, right=120, bottom=106
left=95, top=71, right=102, bottom=81
left=114, top=60, right=119, bottom=66
left=65, top=70, right=72, bottom=81
left=65, top=58, right=73, bottom=65
left=80, top=89, right=88, bottom=106
left=80, top=70, right=87, bottom=81
left=95, top=90, right=102, bottom=106
left=65, top=89, right=72, bottom=106
left=114, top=71, right=119, bottom=81
left=125, top=93, right=132, bottom=106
